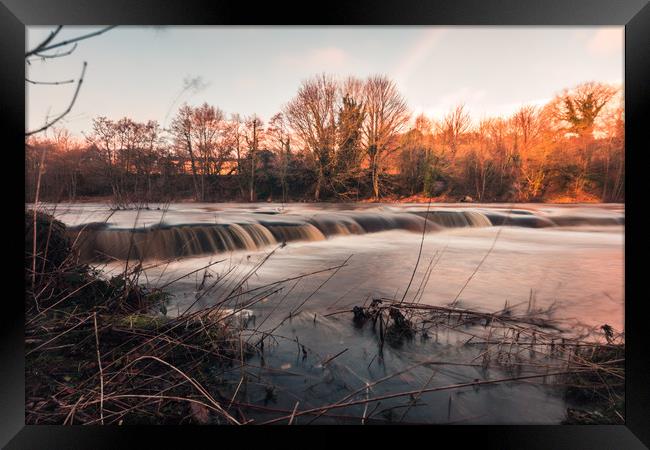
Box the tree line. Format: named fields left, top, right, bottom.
left=26, top=75, right=624, bottom=204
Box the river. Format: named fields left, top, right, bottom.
left=47, top=202, right=624, bottom=424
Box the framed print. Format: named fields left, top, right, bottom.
left=2, top=0, right=649, bottom=447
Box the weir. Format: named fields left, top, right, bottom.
left=67, top=208, right=622, bottom=261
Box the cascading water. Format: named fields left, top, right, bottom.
left=67, top=207, right=623, bottom=262
left=411, top=210, right=493, bottom=228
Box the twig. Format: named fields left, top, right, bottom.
left=400, top=197, right=432, bottom=303
left=93, top=313, right=105, bottom=425
left=261, top=369, right=587, bottom=425
left=26, top=26, right=116, bottom=57
left=26, top=62, right=87, bottom=136
left=322, top=348, right=348, bottom=366
left=26, top=25, right=63, bottom=57
left=288, top=401, right=300, bottom=425
left=25, top=78, right=75, bottom=85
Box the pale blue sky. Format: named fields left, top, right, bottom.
left=26, top=26, right=623, bottom=136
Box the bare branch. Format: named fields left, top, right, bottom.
left=26, top=62, right=87, bottom=137
left=30, top=43, right=78, bottom=60
left=25, top=26, right=116, bottom=58
left=26, top=78, right=75, bottom=86
left=26, top=25, right=63, bottom=58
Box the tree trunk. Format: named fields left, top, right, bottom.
left=186, top=137, right=201, bottom=201
left=315, top=166, right=322, bottom=201
left=250, top=120, right=256, bottom=202
left=369, top=147, right=380, bottom=200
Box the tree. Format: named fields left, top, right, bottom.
left=114, top=117, right=142, bottom=200
left=87, top=116, right=124, bottom=203
left=512, top=105, right=546, bottom=200
left=554, top=82, right=618, bottom=138
left=362, top=75, right=410, bottom=199
left=170, top=104, right=201, bottom=200
left=598, top=104, right=624, bottom=201
left=135, top=120, right=163, bottom=201
left=224, top=114, right=246, bottom=198
left=333, top=93, right=365, bottom=197
left=512, top=105, right=541, bottom=152
left=243, top=115, right=264, bottom=202
left=285, top=74, right=338, bottom=200
left=466, top=118, right=513, bottom=201
left=26, top=75, right=624, bottom=204
left=398, top=127, right=428, bottom=195
left=86, top=117, right=165, bottom=205
left=169, top=103, right=225, bottom=201
left=267, top=113, right=291, bottom=202
left=550, top=82, right=618, bottom=194
left=412, top=114, right=444, bottom=197
left=192, top=103, right=225, bottom=201
left=438, top=104, right=471, bottom=161
left=52, top=128, right=84, bottom=201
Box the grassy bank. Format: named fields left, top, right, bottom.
left=26, top=210, right=256, bottom=424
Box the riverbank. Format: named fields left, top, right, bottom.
left=25, top=211, right=259, bottom=424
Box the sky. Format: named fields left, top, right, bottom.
left=26, top=26, right=623, bottom=137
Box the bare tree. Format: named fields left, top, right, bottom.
left=512, top=105, right=541, bottom=152
left=192, top=103, right=225, bottom=201
left=136, top=120, right=163, bottom=201
left=340, top=76, right=365, bottom=104
left=511, top=105, right=544, bottom=199
left=50, top=128, right=81, bottom=200
left=243, top=115, right=264, bottom=202
left=285, top=74, right=338, bottom=200
left=170, top=104, right=201, bottom=200
left=438, top=104, right=471, bottom=160
left=86, top=117, right=164, bottom=205
left=87, top=116, right=124, bottom=202
left=267, top=113, right=291, bottom=203
left=362, top=75, right=410, bottom=200
left=223, top=114, right=246, bottom=198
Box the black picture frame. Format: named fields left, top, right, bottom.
left=2, top=0, right=648, bottom=447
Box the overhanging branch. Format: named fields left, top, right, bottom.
left=26, top=62, right=87, bottom=137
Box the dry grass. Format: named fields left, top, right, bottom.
left=333, top=298, right=624, bottom=424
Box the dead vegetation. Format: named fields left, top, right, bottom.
left=340, top=297, right=624, bottom=424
